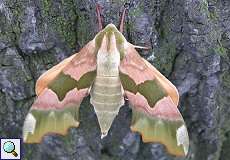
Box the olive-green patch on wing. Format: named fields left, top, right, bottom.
left=48, top=72, right=78, bottom=101
left=119, top=43, right=179, bottom=106
left=131, top=108, right=189, bottom=156
left=138, top=80, right=166, bottom=107
left=77, top=71, right=96, bottom=89
left=48, top=71, right=96, bottom=101
left=23, top=105, right=79, bottom=143
left=119, top=72, right=137, bottom=93
left=120, top=73, right=167, bottom=107
left=35, top=54, right=76, bottom=96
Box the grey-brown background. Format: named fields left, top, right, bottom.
left=0, top=0, right=229, bottom=160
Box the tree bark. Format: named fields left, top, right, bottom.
left=0, top=0, right=229, bottom=160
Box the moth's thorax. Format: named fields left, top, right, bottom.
left=94, top=23, right=127, bottom=62
left=96, top=32, right=120, bottom=76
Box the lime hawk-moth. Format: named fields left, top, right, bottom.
left=23, top=5, right=189, bottom=156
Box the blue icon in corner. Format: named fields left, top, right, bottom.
left=3, top=141, right=18, bottom=157
left=1, top=139, right=21, bottom=160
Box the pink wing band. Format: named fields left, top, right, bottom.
left=126, top=91, right=182, bottom=121
left=33, top=88, right=88, bottom=110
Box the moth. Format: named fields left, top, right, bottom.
left=23, top=5, right=189, bottom=157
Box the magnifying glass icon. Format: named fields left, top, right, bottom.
left=3, top=141, right=18, bottom=157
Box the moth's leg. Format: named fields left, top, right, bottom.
left=119, top=7, right=127, bottom=33
left=96, top=4, right=103, bottom=30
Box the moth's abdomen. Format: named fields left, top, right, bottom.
left=90, top=76, right=124, bottom=137
left=91, top=31, right=124, bottom=137
left=91, top=76, right=123, bottom=107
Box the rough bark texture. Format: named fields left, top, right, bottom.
left=0, top=0, right=229, bottom=160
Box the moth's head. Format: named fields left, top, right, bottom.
left=94, top=23, right=127, bottom=59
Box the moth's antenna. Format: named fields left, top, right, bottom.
left=119, top=7, right=127, bottom=33
left=96, top=4, right=103, bottom=30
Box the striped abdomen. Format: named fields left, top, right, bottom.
left=90, top=76, right=124, bottom=137
left=90, top=31, right=124, bottom=138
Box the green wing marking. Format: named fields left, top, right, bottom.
left=131, top=108, right=189, bottom=156
left=48, top=71, right=96, bottom=101
left=48, top=72, right=78, bottom=101
left=120, top=72, right=166, bottom=107
left=24, top=105, right=79, bottom=143
left=77, top=71, right=96, bottom=89
left=138, top=80, right=166, bottom=107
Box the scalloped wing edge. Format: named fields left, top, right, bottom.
left=126, top=91, right=189, bottom=156
left=23, top=88, right=88, bottom=143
